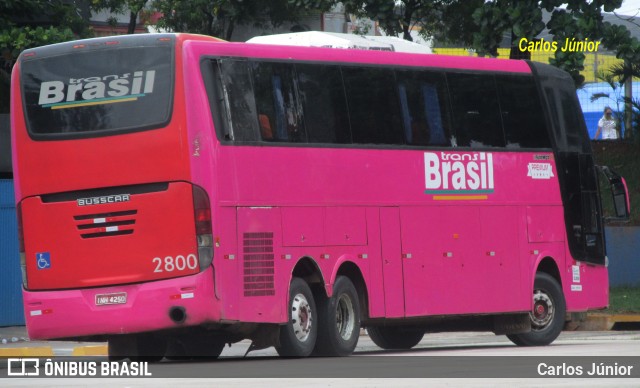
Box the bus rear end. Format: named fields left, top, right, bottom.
left=11, top=34, right=220, bottom=342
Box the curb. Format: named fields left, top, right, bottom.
left=0, top=345, right=108, bottom=357
left=573, top=314, right=640, bottom=331
left=0, top=347, right=54, bottom=357
left=71, top=345, right=108, bottom=356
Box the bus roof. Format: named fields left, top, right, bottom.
left=19, top=32, right=530, bottom=74
left=190, top=40, right=531, bottom=74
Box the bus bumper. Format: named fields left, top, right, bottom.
left=23, top=267, right=221, bottom=340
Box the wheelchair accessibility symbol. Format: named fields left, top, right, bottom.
left=36, top=252, right=51, bottom=270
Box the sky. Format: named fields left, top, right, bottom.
left=617, top=0, right=640, bottom=15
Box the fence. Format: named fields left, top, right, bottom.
left=606, top=227, right=640, bottom=287
left=0, top=179, right=24, bottom=326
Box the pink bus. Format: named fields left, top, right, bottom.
left=11, top=33, right=629, bottom=359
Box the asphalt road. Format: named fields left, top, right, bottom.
left=3, top=331, right=640, bottom=387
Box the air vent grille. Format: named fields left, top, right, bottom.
left=243, top=232, right=275, bottom=296
left=74, top=210, right=137, bottom=239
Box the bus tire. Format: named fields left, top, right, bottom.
left=315, top=276, right=361, bottom=356
left=367, top=325, right=424, bottom=350
left=507, top=272, right=566, bottom=347
left=276, top=277, right=317, bottom=357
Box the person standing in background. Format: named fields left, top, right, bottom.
left=594, top=107, right=619, bottom=140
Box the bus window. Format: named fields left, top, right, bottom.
left=495, top=75, right=551, bottom=149
left=252, top=62, right=306, bottom=143
left=295, top=64, right=351, bottom=144
left=21, top=45, right=173, bottom=139
left=447, top=73, right=505, bottom=148
left=342, top=67, right=404, bottom=145
left=395, top=70, right=450, bottom=146
left=560, top=88, right=591, bottom=153
left=216, top=59, right=260, bottom=141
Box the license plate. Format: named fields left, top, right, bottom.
left=95, top=292, right=127, bottom=306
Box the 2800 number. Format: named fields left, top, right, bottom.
left=153, top=254, right=198, bottom=273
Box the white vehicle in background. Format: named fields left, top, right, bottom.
left=247, top=31, right=432, bottom=54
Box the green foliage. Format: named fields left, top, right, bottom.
left=0, top=26, right=76, bottom=60
left=424, top=0, right=483, bottom=47
left=0, top=0, right=90, bottom=113
left=472, top=0, right=630, bottom=86
left=339, top=1, right=416, bottom=42
left=609, top=287, right=640, bottom=312
left=472, top=1, right=508, bottom=57
left=549, top=50, right=586, bottom=85
left=91, top=0, right=148, bottom=34
left=472, top=0, right=546, bottom=58
left=341, top=0, right=481, bottom=46
left=153, top=0, right=335, bottom=40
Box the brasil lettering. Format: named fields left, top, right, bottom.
left=38, top=70, right=156, bottom=110
left=424, top=152, right=494, bottom=200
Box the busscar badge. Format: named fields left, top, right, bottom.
left=77, top=194, right=130, bottom=206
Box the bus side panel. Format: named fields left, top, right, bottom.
left=563, top=250, right=609, bottom=311
left=401, top=205, right=523, bottom=316
left=380, top=207, right=405, bottom=318
left=213, top=206, right=239, bottom=320
left=478, top=206, right=523, bottom=311
left=526, top=205, right=608, bottom=311
left=236, top=207, right=284, bottom=323
left=365, top=207, right=386, bottom=318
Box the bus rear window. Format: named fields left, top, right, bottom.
left=21, top=46, right=173, bottom=139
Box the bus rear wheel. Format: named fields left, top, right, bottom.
left=367, top=325, right=424, bottom=350
left=507, top=272, right=566, bottom=347
left=314, top=276, right=361, bottom=356
left=276, top=277, right=317, bottom=357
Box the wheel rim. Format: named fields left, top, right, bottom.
left=336, top=294, right=355, bottom=340
left=530, top=289, right=554, bottom=330
left=291, top=293, right=312, bottom=342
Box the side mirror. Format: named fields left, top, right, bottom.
left=598, top=166, right=630, bottom=221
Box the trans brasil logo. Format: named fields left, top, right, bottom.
left=424, top=151, right=494, bottom=200
left=38, top=70, right=156, bottom=110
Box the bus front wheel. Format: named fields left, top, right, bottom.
left=276, top=277, right=317, bottom=357
left=507, top=272, right=566, bottom=346
left=367, top=325, right=424, bottom=350
left=315, top=276, right=361, bottom=356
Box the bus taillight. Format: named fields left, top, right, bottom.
left=16, top=202, right=27, bottom=287
left=192, top=186, right=213, bottom=270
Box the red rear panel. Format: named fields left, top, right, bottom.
left=22, top=182, right=199, bottom=290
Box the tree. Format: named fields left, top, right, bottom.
left=472, top=0, right=545, bottom=59
left=423, top=0, right=484, bottom=47
left=91, top=0, right=149, bottom=35
left=472, top=0, right=631, bottom=86
left=340, top=0, right=429, bottom=41
left=0, top=0, right=90, bottom=113
left=340, top=0, right=480, bottom=45
left=153, top=0, right=335, bottom=41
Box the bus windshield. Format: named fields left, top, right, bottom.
left=21, top=45, right=174, bottom=139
